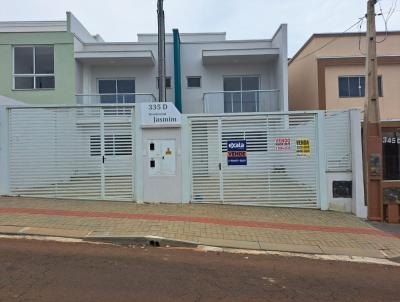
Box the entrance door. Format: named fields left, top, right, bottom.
left=100, top=107, right=135, bottom=200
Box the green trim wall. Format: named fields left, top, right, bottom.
left=0, top=32, right=75, bottom=105
left=173, top=29, right=182, bottom=112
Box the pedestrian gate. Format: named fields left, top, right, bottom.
left=7, top=106, right=135, bottom=201
left=188, top=113, right=319, bottom=208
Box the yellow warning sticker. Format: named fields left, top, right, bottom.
left=165, top=148, right=172, bottom=155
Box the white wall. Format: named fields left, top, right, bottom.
left=271, top=24, right=288, bottom=111
left=75, top=26, right=288, bottom=114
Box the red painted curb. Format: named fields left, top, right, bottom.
left=0, top=207, right=398, bottom=239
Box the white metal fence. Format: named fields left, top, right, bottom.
left=1, top=103, right=356, bottom=209
left=324, top=110, right=352, bottom=172
left=7, top=105, right=135, bottom=201
left=188, top=113, right=319, bottom=208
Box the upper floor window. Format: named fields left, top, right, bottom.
left=338, top=75, right=382, bottom=98
left=13, top=46, right=54, bottom=90
left=98, top=79, right=135, bottom=103
left=156, top=77, right=172, bottom=89
left=223, top=76, right=260, bottom=113
left=187, top=76, right=201, bottom=88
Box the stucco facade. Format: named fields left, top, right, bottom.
left=0, top=31, right=75, bottom=105
left=289, top=32, right=400, bottom=121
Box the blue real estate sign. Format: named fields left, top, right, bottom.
left=227, top=140, right=247, bottom=166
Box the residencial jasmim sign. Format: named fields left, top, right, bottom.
left=227, top=140, right=247, bottom=165
left=140, top=102, right=181, bottom=127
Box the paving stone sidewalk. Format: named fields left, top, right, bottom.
left=0, top=196, right=399, bottom=259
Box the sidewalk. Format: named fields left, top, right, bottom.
left=0, top=196, right=399, bottom=260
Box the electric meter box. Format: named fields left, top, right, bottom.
left=148, top=139, right=176, bottom=177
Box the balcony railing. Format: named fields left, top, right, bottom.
left=203, top=90, right=280, bottom=113
left=76, top=93, right=156, bottom=105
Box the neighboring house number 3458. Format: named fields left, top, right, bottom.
left=383, top=136, right=400, bottom=144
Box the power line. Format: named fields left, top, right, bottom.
left=292, top=18, right=365, bottom=63
left=376, top=0, right=398, bottom=42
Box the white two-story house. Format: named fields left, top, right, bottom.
left=1, top=12, right=288, bottom=114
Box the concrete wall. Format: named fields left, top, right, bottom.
left=0, top=32, right=75, bottom=105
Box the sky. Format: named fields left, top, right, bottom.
left=1, top=0, right=399, bottom=56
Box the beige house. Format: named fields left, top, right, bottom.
left=288, top=31, right=400, bottom=121
left=290, top=32, right=400, bottom=215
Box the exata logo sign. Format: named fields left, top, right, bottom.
left=227, top=140, right=246, bottom=152
left=228, top=142, right=245, bottom=149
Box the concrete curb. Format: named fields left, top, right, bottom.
left=0, top=226, right=399, bottom=263
left=1, top=233, right=399, bottom=267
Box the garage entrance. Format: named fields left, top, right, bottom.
left=188, top=113, right=320, bottom=208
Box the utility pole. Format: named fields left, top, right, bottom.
left=363, top=0, right=383, bottom=220
left=157, top=0, right=166, bottom=102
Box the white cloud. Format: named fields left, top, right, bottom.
left=1, top=0, right=399, bottom=55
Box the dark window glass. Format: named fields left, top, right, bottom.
left=187, top=77, right=201, bottom=88
left=338, top=77, right=349, bottom=97
left=35, top=46, right=54, bottom=74
left=14, top=47, right=34, bottom=74
left=14, top=77, right=34, bottom=89
left=242, top=76, right=259, bottom=91
left=99, top=80, right=117, bottom=104
left=383, top=130, right=400, bottom=180
left=117, top=79, right=135, bottom=103
left=36, top=76, right=55, bottom=89
left=378, top=76, right=383, bottom=97
left=224, top=77, right=241, bottom=91
left=359, top=76, right=365, bottom=97
left=348, top=77, right=360, bottom=97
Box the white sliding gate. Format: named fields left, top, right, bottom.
left=189, top=113, right=320, bottom=208
left=7, top=106, right=135, bottom=201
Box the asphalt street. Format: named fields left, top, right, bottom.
left=0, top=238, right=399, bottom=302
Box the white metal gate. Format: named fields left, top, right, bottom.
left=8, top=106, right=135, bottom=201
left=189, top=113, right=319, bottom=208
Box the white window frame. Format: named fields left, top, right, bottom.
left=96, top=78, right=136, bottom=105
left=338, top=75, right=383, bottom=98
left=12, top=45, right=55, bottom=90
left=223, top=75, right=261, bottom=113
left=186, top=76, right=202, bottom=88
left=96, top=78, right=136, bottom=94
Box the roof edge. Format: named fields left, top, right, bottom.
left=289, top=30, right=400, bottom=65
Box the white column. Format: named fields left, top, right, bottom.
left=181, top=116, right=191, bottom=203
left=134, top=105, right=144, bottom=203
left=317, top=111, right=328, bottom=210
left=0, top=106, right=10, bottom=195
left=350, top=109, right=367, bottom=218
